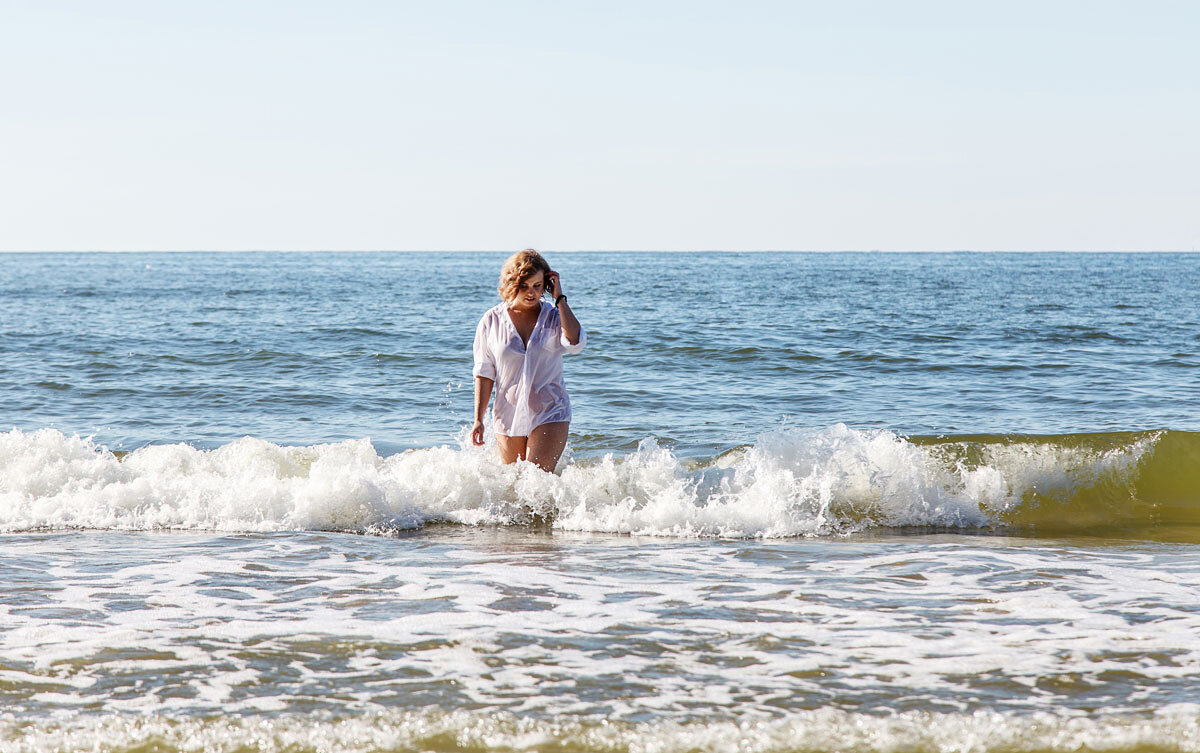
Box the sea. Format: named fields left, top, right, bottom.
left=1, top=251, right=1198, bottom=753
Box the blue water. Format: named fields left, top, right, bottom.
left=2, top=251, right=1199, bottom=752
left=4, top=252, right=1198, bottom=454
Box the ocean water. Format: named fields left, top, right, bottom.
left=1, top=251, right=1199, bottom=752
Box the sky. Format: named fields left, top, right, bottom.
left=1, top=0, right=1197, bottom=251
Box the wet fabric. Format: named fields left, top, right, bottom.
left=473, top=300, right=586, bottom=436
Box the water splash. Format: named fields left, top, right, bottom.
left=0, top=424, right=1184, bottom=538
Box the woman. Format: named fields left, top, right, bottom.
left=471, top=249, right=585, bottom=472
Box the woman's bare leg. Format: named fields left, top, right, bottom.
left=526, top=422, right=569, bottom=473
left=495, top=433, right=528, bottom=464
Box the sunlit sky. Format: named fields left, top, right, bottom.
left=2, top=1, right=1197, bottom=251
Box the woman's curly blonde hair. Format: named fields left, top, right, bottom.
left=498, top=249, right=552, bottom=302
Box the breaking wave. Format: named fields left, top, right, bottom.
left=1, top=424, right=1197, bottom=539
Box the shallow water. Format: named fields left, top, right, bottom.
left=2, top=252, right=1199, bottom=752
left=3, top=528, right=1200, bottom=751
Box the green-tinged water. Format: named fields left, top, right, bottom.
left=909, top=430, right=1200, bottom=540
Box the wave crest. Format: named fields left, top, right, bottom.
left=0, top=425, right=1192, bottom=538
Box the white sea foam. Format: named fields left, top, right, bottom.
left=2, top=530, right=1199, bottom=719
left=0, top=707, right=1197, bottom=753
left=0, top=425, right=1153, bottom=537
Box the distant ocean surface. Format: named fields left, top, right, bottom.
left=2, top=251, right=1199, bottom=752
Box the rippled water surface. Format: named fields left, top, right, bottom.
left=4, top=251, right=1199, bottom=452
left=1, top=252, right=1199, bottom=752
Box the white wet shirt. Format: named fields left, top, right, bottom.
left=473, top=300, right=586, bottom=437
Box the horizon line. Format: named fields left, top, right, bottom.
left=1, top=248, right=1197, bottom=254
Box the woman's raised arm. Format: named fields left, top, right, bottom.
left=549, top=271, right=581, bottom=345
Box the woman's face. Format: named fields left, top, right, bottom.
left=513, top=271, right=545, bottom=309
